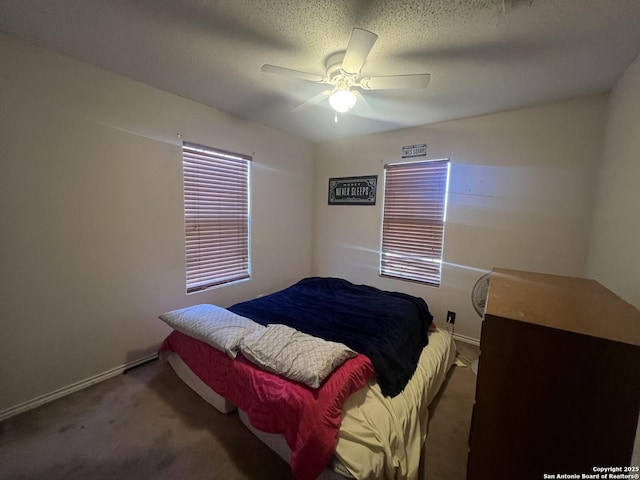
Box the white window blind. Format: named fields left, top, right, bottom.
left=182, top=142, right=251, bottom=293
left=380, top=159, right=450, bottom=286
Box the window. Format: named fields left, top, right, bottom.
left=380, top=159, right=450, bottom=286
left=182, top=142, right=251, bottom=293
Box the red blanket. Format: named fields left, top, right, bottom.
left=159, top=331, right=375, bottom=480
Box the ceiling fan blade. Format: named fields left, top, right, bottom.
left=341, top=28, right=378, bottom=75
left=353, top=91, right=374, bottom=116
left=360, top=74, right=431, bottom=90
left=290, top=90, right=331, bottom=113
left=261, top=64, right=326, bottom=83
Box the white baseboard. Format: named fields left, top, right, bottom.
left=1, top=335, right=480, bottom=422
left=0, top=353, right=158, bottom=422
left=452, top=332, right=480, bottom=346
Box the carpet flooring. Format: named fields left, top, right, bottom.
left=0, top=340, right=479, bottom=480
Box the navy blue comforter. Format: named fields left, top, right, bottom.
left=229, top=277, right=432, bottom=397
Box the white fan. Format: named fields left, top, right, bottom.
left=262, top=28, right=431, bottom=115
left=470, top=272, right=491, bottom=375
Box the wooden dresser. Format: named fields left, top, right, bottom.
left=467, top=268, right=640, bottom=480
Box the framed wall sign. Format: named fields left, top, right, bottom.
left=328, top=175, right=377, bottom=205
left=402, top=143, right=427, bottom=158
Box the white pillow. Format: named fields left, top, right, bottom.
left=240, top=324, right=357, bottom=388
left=159, top=304, right=264, bottom=358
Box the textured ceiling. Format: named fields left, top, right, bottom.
left=1, top=0, right=639, bottom=142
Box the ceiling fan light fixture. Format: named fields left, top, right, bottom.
left=263, top=28, right=430, bottom=118
left=328, top=89, right=357, bottom=113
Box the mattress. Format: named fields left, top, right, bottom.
left=164, top=351, right=236, bottom=414
left=164, top=328, right=456, bottom=480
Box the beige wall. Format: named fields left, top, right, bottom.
left=1, top=30, right=631, bottom=419
left=587, top=54, right=640, bottom=310
left=313, top=95, right=608, bottom=340
left=585, top=54, right=640, bottom=466
left=0, top=35, right=313, bottom=414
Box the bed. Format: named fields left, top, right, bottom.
left=158, top=277, right=457, bottom=480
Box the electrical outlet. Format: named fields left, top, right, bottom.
left=446, top=311, right=456, bottom=324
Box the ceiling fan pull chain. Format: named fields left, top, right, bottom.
left=334, top=112, right=338, bottom=123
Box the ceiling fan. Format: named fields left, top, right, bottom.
left=261, top=28, right=431, bottom=118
